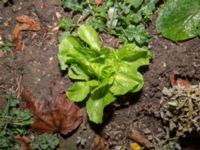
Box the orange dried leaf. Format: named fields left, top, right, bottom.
left=169, top=72, right=191, bottom=88
left=15, top=135, right=33, bottom=150
left=176, top=79, right=191, bottom=88
left=92, top=135, right=106, bottom=150
left=95, top=0, right=103, bottom=5
left=0, top=49, right=3, bottom=58
left=21, top=89, right=83, bottom=135
left=128, top=130, right=152, bottom=148
left=12, top=15, right=40, bottom=50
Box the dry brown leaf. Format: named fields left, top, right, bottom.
left=12, top=15, right=40, bottom=50
left=15, top=135, right=33, bottom=150
left=0, top=49, right=3, bottom=58
left=92, top=135, right=106, bottom=150
left=169, top=72, right=191, bottom=88
left=21, top=89, right=83, bottom=135
left=128, top=129, right=152, bottom=149
left=95, top=0, right=103, bottom=5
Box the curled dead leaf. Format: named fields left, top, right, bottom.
left=12, top=15, right=40, bottom=50
left=169, top=72, right=191, bottom=88
left=15, top=135, right=33, bottom=150
left=0, top=49, right=3, bottom=58
left=95, top=0, right=103, bottom=5
left=128, top=129, right=152, bottom=149
left=92, top=135, right=106, bottom=150
left=21, top=89, right=83, bottom=135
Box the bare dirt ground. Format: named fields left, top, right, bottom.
left=0, top=0, right=200, bottom=149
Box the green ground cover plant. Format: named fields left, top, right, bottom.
left=0, top=39, right=13, bottom=53
left=61, top=0, right=159, bottom=46
left=0, top=91, right=59, bottom=150
left=58, top=24, right=151, bottom=123
left=0, top=91, right=32, bottom=149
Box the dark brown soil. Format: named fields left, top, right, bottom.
left=0, top=1, right=200, bottom=150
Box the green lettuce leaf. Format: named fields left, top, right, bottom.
left=156, top=0, right=200, bottom=41
left=116, top=44, right=151, bottom=68
left=78, top=24, right=101, bottom=50
left=58, top=35, right=81, bottom=70
left=110, top=63, right=144, bottom=95
left=86, top=87, right=115, bottom=123
left=66, top=82, right=90, bottom=102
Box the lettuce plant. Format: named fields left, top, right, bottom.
left=58, top=24, right=151, bottom=123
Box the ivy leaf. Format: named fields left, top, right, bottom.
left=62, top=0, right=83, bottom=12
left=125, top=0, right=143, bottom=8
left=124, top=24, right=150, bottom=45
left=107, top=7, right=118, bottom=29
left=67, top=82, right=90, bottom=102
left=156, top=0, right=200, bottom=41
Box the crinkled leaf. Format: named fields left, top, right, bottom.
left=58, top=35, right=81, bottom=70
left=21, top=89, right=82, bottom=135
left=78, top=24, right=101, bottom=50
left=116, top=44, right=151, bottom=68
left=156, top=0, right=200, bottom=41
left=86, top=89, right=115, bottom=124
left=110, top=63, right=144, bottom=95
left=67, top=82, right=90, bottom=102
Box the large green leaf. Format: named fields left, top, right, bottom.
left=86, top=89, right=115, bottom=124
left=58, top=35, right=81, bottom=70
left=78, top=24, right=101, bottom=50
left=116, top=44, right=151, bottom=68
left=66, top=82, right=90, bottom=102
left=156, top=0, right=200, bottom=41
left=110, top=63, right=144, bottom=95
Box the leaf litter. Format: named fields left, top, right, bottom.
left=21, top=87, right=83, bottom=135
left=12, top=15, right=40, bottom=50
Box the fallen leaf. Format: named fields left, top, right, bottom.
left=169, top=72, right=191, bottom=88
left=21, top=89, right=83, bottom=135
left=92, top=135, right=106, bottom=150
left=15, top=135, right=33, bottom=150
left=130, top=142, right=141, bottom=150
left=0, top=49, right=3, bottom=58
left=95, top=0, right=103, bottom=5
left=12, top=15, right=40, bottom=50
left=128, top=129, right=152, bottom=148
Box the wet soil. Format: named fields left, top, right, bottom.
left=0, top=0, right=200, bottom=149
